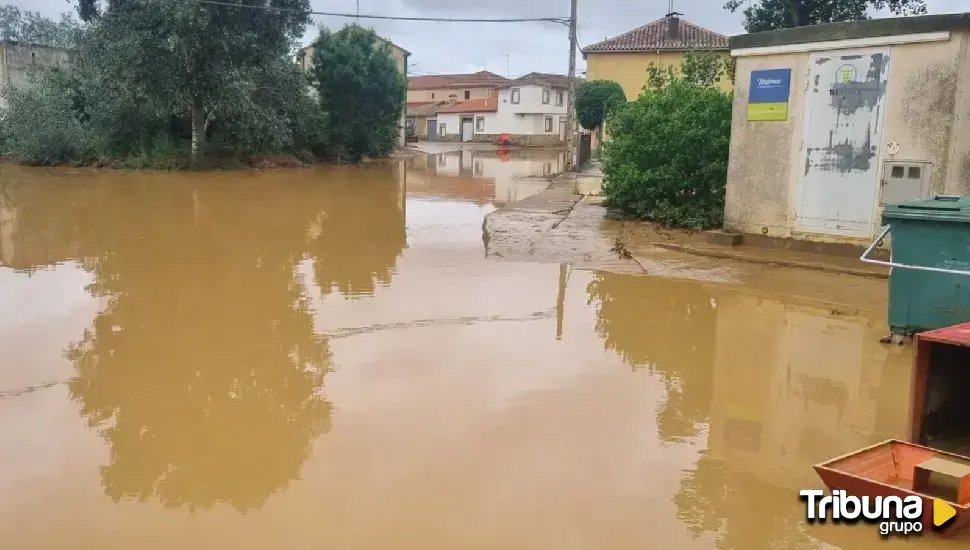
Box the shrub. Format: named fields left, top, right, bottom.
left=0, top=72, right=94, bottom=165
left=602, top=75, right=732, bottom=229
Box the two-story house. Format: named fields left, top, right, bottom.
left=581, top=13, right=731, bottom=99
left=433, top=73, right=579, bottom=146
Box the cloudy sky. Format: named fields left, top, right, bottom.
left=13, top=0, right=970, bottom=77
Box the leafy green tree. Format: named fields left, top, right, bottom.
left=76, top=0, right=311, bottom=166
left=310, top=25, right=405, bottom=161
left=603, top=54, right=732, bottom=228
left=0, top=6, right=82, bottom=48
left=574, top=80, right=626, bottom=133
left=724, top=0, right=927, bottom=33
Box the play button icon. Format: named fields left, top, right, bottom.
left=933, top=499, right=956, bottom=528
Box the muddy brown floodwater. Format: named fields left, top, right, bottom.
left=0, top=147, right=958, bottom=549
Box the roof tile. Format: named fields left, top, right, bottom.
left=582, top=16, right=728, bottom=54
left=408, top=70, right=511, bottom=90
left=435, top=98, right=498, bottom=114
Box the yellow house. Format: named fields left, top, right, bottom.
left=582, top=13, right=732, bottom=99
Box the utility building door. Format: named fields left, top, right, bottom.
left=795, top=50, right=890, bottom=238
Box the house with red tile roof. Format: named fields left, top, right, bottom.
left=407, top=70, right=510, bottom=103
left=581, top=13, right=731, bottom=99
left=429, top=73, right=579, bottom=146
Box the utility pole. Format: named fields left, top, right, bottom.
left=564, top=0, right=578, bottom=171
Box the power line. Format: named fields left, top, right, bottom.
left=198, top=1, right=569, bottom=25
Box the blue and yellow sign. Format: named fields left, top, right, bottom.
left=747, top=68, right=791, bottom=121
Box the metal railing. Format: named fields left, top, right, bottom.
left=860, top=224, right=970, bottom=276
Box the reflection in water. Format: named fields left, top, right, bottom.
left=3, top=167, right=408, bottom=511
left=406, top=148, right=563, bottom=206
left=679, top=291, right=915, bottom=548
left=587, top=272, right=924, bottom=548
left=586, top=272, right=715, bottom=444
left=307, top=165, right=408, bottom=298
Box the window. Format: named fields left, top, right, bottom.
left=556, top=90, right=564, bottom=106
left=542, top=89, right=550, bottom=104
left=511, top=88, right=520, bottom=104
left=908, top=166, right=922, bottom=179
left=439, top=123, right=447, bottom=136
left=474, top=161, right=484, bottom=176
left=464, top=90, right=471, bottom=100
left=432, top=93, right=435, bottom=99
left=544, top=116, right=553, bottom=132
left=476, top=116, right=485, bottom=131
left=891, top=166, right=904, bottom=178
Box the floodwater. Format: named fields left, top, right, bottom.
left=0, top=147, right=954, bottom=549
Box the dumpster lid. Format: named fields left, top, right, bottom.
left=883, top=195, right=970, bottom=222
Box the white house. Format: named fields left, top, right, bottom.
left=431, top=73, right=576, bottom=146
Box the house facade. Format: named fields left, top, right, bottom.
left=407, top=71, right=510, bottom=103
left=582, top=13, right=732, bottom=100
left=296, top=37, right=410, bottom=147
left=724, top=12, right=970, bottom=246
left=431, top=73, right=575, bottom=146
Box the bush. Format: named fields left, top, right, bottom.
left=0, top=72, right=94, bottom=165
left=602, top=65, right=732, bottom=229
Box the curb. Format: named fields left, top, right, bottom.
left=652, top=243, right=889, bottom=280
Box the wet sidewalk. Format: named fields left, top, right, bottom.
left=485, top=159, right=889, bottom=281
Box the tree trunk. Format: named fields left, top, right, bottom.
left=190, top=97, right=206, bottom=168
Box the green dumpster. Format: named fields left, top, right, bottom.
left=878, top=195, right=970, bottom=336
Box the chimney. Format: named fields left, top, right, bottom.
left=665, top=12, right=682, bottom=41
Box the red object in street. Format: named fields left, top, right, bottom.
left=496, top=133, right=510, bottom=146
left=814, top=439, right=970, bottom=537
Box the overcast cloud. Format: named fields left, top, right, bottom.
left=11, top=0, right=970, bottom=77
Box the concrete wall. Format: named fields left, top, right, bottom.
left=725, top=30, right=970, bottom=244
left=0, top=42, right=73, bottom=109
left=585, top=50, right=733, bottom=100
left=407, top=87, right=495, bottom=103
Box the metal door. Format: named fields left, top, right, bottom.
left=795, top=50, right=890, bottom=238
left=427, top=119, right=437, bottom=141
left=461, top=119, right=473, bottom=142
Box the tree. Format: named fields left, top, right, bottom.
left=76, top=0, right=311, bottom=166
left=724, top=0, right=927, bottom=33
left=603, top=53, right=733, bottom=228
left=574, top=80, right=626, bottom=133
left=646, top=50, right=733, bottom=90
left=310, top=25, right=405, bottom=161
left=0, top=6, right=82, bottom=49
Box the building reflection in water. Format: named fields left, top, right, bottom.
left=586, top=270, right=920, bottom=548
left=406, top=149, right=564, bottom=207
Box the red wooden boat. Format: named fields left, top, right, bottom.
left=814, top=439, right=970, bottom=537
